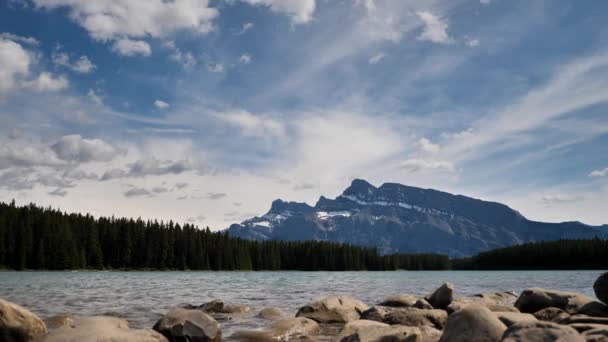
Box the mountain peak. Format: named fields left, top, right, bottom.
left=342, top=179, right=376, bottom=197
left=268, top=199, right=313, bottom=215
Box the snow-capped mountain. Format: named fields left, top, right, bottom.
left=226, top=179, right=606, bottom=257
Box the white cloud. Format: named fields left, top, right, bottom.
left=207, top=63, right=224, bottom=73
left=0, top=143, right=65, bottom=170
left=0, top=32, right=39, bottom=46
left=241, top=0, right=315, bottom=24
left=51, top=135, right=119, bottom=163
left=170, top=49, right=196, bottom=69
left=441, top=128, right=474, bottom=140
left=237, top=22, right=254, bottom=35
left=215, top=110, right=284, bottom=137
left=101, top=158, right=197, bottom=180
left=33, top=0, right=219, bottom=41
left=238, top=54, right=252, bottom=65
left=465, top=36, right=479, bottom=47
left=154, top=100, right=170, bottom=109
left=590, top=168, right=608, bottom=178
left=369, top=52, right=386, bottom=64
left=400, top=159, right=455, bottom=173
left=112, top=39, right=151, bottom=57
left=72, top=56, right=96, bottom=73
left=416, top=11, right=452, bottom=44
left=417, top=137, right=440, bottom=154
left=87, top=89, right=103, bottom=105
left=540, top=194, right=582, bottom=204
left=25, top=72, right=69, bottom=92
left=0, top=39, right=31, bottom=96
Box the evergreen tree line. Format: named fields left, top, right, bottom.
left=0, top=201, right=450, bottom=271
left=452, top=238, right=608, bottom=270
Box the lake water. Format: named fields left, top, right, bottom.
left=0, top=270, right=604, bottom=339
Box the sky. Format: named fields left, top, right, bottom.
left=1, top=0, right=608, bottom=229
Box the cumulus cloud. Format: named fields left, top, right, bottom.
left=465, top=36, right=479, bottom=47
left=417, top=137, right=440, bottom=154
left=112, top=39, right=152, bottom=57
left=25, top=72, right=69, bottom=92
left=589, top=168, right=608, bottom=178
left=400, top=159, right=455, bottom=173
left=441, top=128, right=474, bottom=140
left=416, top=11, right=452, bottom=44
left=0, top=143, right=64, bottom=170
left=208, top=63, right=224, bottom=73
left=369, top=52, right=386, bottom=64
left=88, top=89, right=103, bottom=105
left=154, top=100, right=170, bottom=109
left=241, top=0, right=315, bottom=24
left=236, top=22, right=254, bottom=35
left=50, top=135, right=119, bottom=163
left=124, top=187, right=151, bottom=198
left=0, top=38, right=31, bottom=96
left=215, top=110, right=284, bottom=138
left=0, top=32, right=39, bottom=46
left=170, top=48, right=196, bottom=68
left=238, top=54, right=252, bottom=64
left=53, top=51, right=96, bottom=73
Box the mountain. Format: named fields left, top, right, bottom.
left=226, top=179, right=607, bottom=258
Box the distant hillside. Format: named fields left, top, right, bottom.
left=227, top=179, right=607, bottom=257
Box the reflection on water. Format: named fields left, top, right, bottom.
left=0, top=270, right=603, bottom=339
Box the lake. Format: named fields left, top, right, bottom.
left=0, top=270, right=604, bottom=339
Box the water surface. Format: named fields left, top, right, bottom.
left=0, top=271, right=603, bottom=339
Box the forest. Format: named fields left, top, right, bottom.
left=452, top=238, right=608, bottom=270
left=0, top=201, right=450, bottom=271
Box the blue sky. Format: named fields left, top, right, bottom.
left=1, top=0, right=607, bottom=228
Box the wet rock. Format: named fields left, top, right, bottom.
left=231, top=317, right=319, bottom=341
left=568, top=323, right=608, bottom=333
left=493, top=312, right=537, bottom=327
left=425, top=283, right=454, bottom=310
left=582, top=326, right=608, bottom=342
left=296, top=295, right=369, bottom=323
left=44, top=314, right=74, bottom=330
left=335, top=319, right=421, bottom=342
left=257, top=308, right=287, bottom=320
left=595, top=273, right=608, bottom=306
left=382, top=308, right=448, bottom=330
left=533, top=307, right=571, bottom=323
left=43, top=316, right=166, bottom=342
left=565, top=315, right=608, bottom=325
left=221, top=304, right=251, bottom=315
left=439, top=304, right=506, bottom=342
left=153, top=308, right=221, bottom=342
left=198, top=300, right=225, bottom=313
left=577, top=301, right=608, bottom=318
left=500, top=321, right=584, bottom=342
left=379, top=295, right=417, bottom=308
left=360, top=307, right=391, bottom=322
left=0, top=298, right=47, bottom=342
left=414, top=299, right=433, bottom=310
left=514, top=288, right=596, bottom=314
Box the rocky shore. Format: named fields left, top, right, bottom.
left=1, top=272, right=607, bottom=341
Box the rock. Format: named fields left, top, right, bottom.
left=42, top=316, right=167, bottom=342
left=198, top=300, right=225, bottom=313
left=231, top=317, right=319, bottom=341
left=447, top=300, right=518, bottom=315
left=565, top=315, right=608, bottom=325
left=568, top=323, right=608, bottom=333
left=582, top=326, right=608, bottom=342
left=0, top=299, right=48, bottom=342
left=533, top=307, right=571, bottom=323
left=595, top=273, right=608, bottom=306
left=514, top=288, right=596, bottom=314
left=425, top=283, right=454, bottom=310
left=414, top=299, right=433, bottom=310
left=439, top=304, right=506, bottom=342
left=379, top=295, right=417, bottom=308
left=44, top=314, right=75, bottom=330
left=500, top=321, right=584, bottom=342
left=419, top=325, right=442, bottom=342
left=257, top=308, right=287, bottom=320
left=577, top=301, right=608, bottom=318
left=335, top=319, right=421, bottom=342
left=382, top=308, right=448, bottom=330
left=296, top=295, right=369, bottom=323
left=493, top=312, right=537, bottom=327
left=473, top=292, right=518, bottom=304
left=153, top=308, right=221, bottom=342
left=360, top=307, right=391, bottom=322
left=221, top=304, right=251, bottom=315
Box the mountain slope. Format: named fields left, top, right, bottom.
left=226, top=179, right=606, bottom=257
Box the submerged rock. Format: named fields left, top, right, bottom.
left=514, top=288, right=597, bottom=314
left=425, top=283, right=454, bottom=310
left=439, top=304, right=506, bottom=342
left=0, top=299, right=47, bottom=342
left=595, top=273, right=608, bottom=306
left=257, top=308, right=287, bottom=320
left=198, top=300, right=224, bottom=314
left=231, top=317, right=319, bottom=341
left=500, top=321, right=584, bottom=342
left=296, top=295, right=369, bottom=323
left=379, top=295, right=417, bottom=308
left=153, top=308, right=221, bottom=342
left=335, top=319, right=421, bottom=342
left=43, top=316, right=166, bottom=342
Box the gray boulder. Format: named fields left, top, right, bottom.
left=0, top=299, right=47, bottom=342
left=447, top=299, right=518, bottom=315
left=360, top=307, right=391, bottom=322
left=533, top=307, right=571, bottom=323
left=43, top=316, right=167, bottom=342
left=296, top=295, right=369, bottom=323
left=493, top=312, right=537, bottom=327
left=257, top=308, right=287, bottom=320
left=500, top=321, right=584, bottom=342
left=231, top=317, right=318, bottom=341
left=379, top=295, right=417, bottom=308
left=582, top=326, right=608, bottom=342
left=439, top=304, right=507, bottom=342
left=568, top=323, right=608, bottom=333
left=473, top=292, right=518, bottom=305
left=595, top=273, right=608, bottom=305
left=425, top=283, right=454, bottom=310
left=153, top=308, right=221, bottom=342
left=335, top=320, right=421, bottom=342
left=383, top=308, right=448, bottom=330
left=514, top=288, right=596, bottom=314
